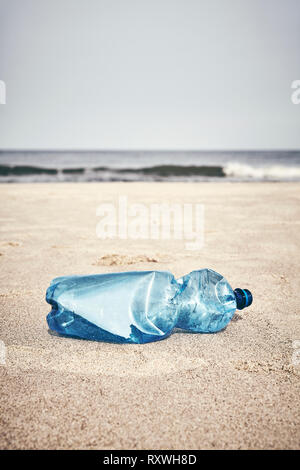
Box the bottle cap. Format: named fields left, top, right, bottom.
left=234, top=288, right=253, bottom=310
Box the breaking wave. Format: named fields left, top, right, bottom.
left=1, top=161, right=300, bottom=182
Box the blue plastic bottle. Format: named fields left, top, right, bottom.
left=46, top=269, right=252, bottom=344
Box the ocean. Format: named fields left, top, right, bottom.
left=0, top=150, right=300, bottom=183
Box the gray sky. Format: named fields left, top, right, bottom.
left=0, top=0, right=299, bottom=150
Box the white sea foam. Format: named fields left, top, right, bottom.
left=224, top=162, right=300, bottom=181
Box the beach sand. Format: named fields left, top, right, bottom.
left=0, top=182, right=299, bottom=449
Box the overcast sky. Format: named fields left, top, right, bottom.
left=0, top=0, right=299, bottom=150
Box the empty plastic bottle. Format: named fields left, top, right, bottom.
left=46, top=269, right=252, bottom=344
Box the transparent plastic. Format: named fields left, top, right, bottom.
left=46, top=268, right=248, bottom=344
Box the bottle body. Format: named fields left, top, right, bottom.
left=46, top=271, right=180, bottom=344
left=46, top=268, right=248, bottom=344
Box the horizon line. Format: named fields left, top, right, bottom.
left=0, top=148, right=300, bottom=153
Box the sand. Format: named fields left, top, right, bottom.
left=0, top=182, right=299, bottom=450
